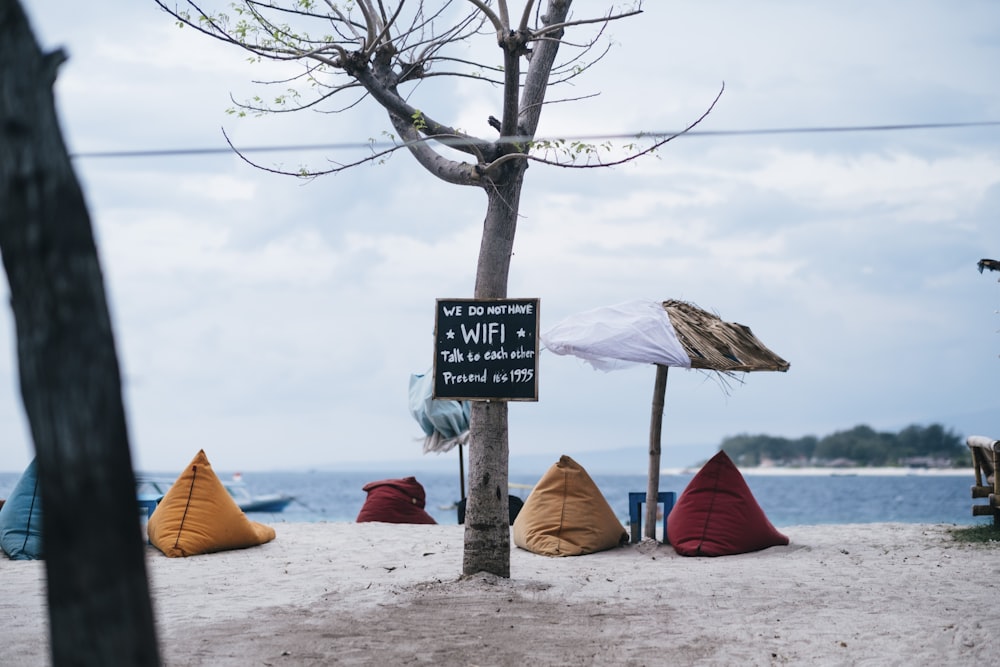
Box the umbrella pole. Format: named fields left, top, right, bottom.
left=646, top=364, right=668, bottom=540
left=458, top=442, right=466, bottom=500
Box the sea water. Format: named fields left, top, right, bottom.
left=0, top=469, right=984, bottom=528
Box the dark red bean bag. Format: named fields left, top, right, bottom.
left=667, top=450, right=788, bottom=556
left=356, top=477, right=437, bottom=524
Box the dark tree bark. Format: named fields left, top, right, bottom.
left=0, top=1, right=160, bottom=664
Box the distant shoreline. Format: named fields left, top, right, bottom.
left=662, top=466, right=975, bottom=477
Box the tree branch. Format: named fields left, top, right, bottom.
left=386, top=113, right=483, bottom=185
left=349, top=63, right=494, bottom=159
left=519, top=82, right=725, bottom=170
left=218, top=125, right=408, bottom=177
left=516, top=0, right=538, bottom=32
left=532, top=7, right=643, bottom=40
left=518, top=0, right=571, bottom=137
left=465, top=0, right=506, bottom=35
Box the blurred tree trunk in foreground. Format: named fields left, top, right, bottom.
left=0, top=1, right=160, bottom=664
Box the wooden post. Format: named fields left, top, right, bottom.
left=645, top=364, right=669, bottom=540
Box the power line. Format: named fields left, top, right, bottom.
left=69, top=120, right=1000, bottom=160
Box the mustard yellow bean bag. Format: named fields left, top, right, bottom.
left=147, top=450, right=276, bottom=557
left=513, top=455, right=628, bottom=556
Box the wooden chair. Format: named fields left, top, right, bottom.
left=968, top=435, right=1000, bottom=525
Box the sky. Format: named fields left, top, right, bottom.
left=2, top=1, right=998, bottom=474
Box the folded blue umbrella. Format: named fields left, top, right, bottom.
left=408, top=372, right=470, bottom=452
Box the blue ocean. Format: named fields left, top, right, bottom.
left=1, top=468, right=985, bottom=528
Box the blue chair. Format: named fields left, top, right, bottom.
left=137, top=496, right=161, bottom=544
left=628, top=491, right=676, bottom=544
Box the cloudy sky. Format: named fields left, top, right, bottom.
left=3, top=1, right=998, bottom=474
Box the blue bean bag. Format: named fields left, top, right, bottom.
left=0, top=459, right=44, bottom=560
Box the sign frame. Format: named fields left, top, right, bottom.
left=432, top=297, right=540, bottom=401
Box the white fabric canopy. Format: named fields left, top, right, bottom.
left=540, top=300, right=692, bottom=371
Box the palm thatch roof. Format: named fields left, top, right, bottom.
left=662, top=300, right=790, bottom=373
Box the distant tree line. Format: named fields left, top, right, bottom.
left=720, top=423, right=968, bottom=468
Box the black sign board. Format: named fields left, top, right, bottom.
left=433, top=298, right=539, bottom=401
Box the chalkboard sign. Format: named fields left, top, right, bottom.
left=433, top=298, right=539, bottom=401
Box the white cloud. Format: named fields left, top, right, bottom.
left=2, top=0, right=998, bottom=473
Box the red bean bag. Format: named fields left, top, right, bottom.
left=667, top=450, right=789, bottom=556
left=356, top=477, right=437, bottom=524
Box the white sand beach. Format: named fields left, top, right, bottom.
left=2, top=522, right=998, bottom=666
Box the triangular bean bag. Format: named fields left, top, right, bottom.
left=356, top=477, right=437, bottom=524
left=513, top=455, right=628, bottom=556
left=0, top=459, right=44, bottom=560
left=147, top=450, right=276, bottom=557
left=667, top=450, right=789, bottom=557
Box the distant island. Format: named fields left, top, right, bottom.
left=718, top=423, right=969, bottom=469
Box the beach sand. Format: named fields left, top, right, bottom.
left=2, top=522, right=998, bottom=666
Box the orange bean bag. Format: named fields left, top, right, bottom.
left=147, top=450, right=276, bottom=557
left=667, top=450, right=789, bottom=556
left=513, top=455, right=628, bottom=556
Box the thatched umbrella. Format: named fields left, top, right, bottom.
left=542, top=299, right=789, bottom=540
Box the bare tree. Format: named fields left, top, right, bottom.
left=0, top=1, right=160, bottom=664
left=153, top=0, right=716, bottom=577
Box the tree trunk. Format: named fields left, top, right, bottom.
left=460, top=0, right=573, bottom=579
left=0, top=2, right=160, bottom=664
left=462, top=164, right=526, bottom=577
left=464, top=400, right=511, bottom=576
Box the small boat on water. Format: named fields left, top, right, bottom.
left=136, top=473, right=295, bottom=513
left=224, top=473, right=296, bottom=512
